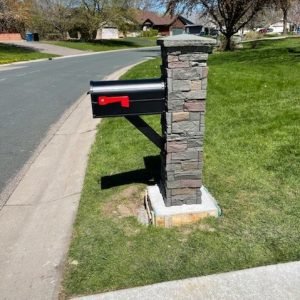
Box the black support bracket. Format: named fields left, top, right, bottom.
left=125, top=116, right=163, bottom=150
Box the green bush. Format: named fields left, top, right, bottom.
left=140, top=29, right=159, bottom=37
left=45, top=33, right=63, bottom=41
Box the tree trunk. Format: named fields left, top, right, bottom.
left=282, top=9, right=288, bottom=35
left=224, top=35, right=232, bottom=51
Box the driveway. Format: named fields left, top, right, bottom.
left=0, top=40, right=86, bottom=56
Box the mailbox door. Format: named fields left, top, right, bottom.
left=90, top=79, right=165, bottom=118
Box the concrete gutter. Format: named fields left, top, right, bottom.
left=0, top=62, right=144, bottom=300
left=73, top=261, right=300, bottom=300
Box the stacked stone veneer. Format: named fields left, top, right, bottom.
left=158, top=35, right=215, bottom=207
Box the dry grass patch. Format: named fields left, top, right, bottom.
left=103, top=185, right=145, bottom=219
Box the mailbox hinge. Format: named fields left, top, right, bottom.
left=125, top=116, right=163, bottom=150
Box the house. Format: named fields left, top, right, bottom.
left=96, top=26, right=119, bottom=40
left=135, top=11, right=193, bottom=36
left=189, top=14, right=217, bottom=36
left=269, top=20, right=295, bottom=33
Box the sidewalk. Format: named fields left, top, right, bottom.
left=0, top=93, right=99, bottom=300
left=0, top=40, right=86, bottom=56
left=0, top=65, right=135, bottom=300
left=73, top=261, right=300, bottom=300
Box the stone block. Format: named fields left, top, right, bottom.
left=168, top=55, right=179, bottom=62
left=174, top=170, right=201, bottom=180
left=172, top=68, right=201, bottom=80
left=166, top=172, right=174, bottom=181
left=180, top=179, right=202, bottom=188
left=167, top=78, right=173, bottom=92
left=179, top=53, right=208, bottom=61
left=191, top=62, right=207, bottom=67
left=167, top=125, right=172, bottom=134
left=168, top=61, right=189, bottom=69
left=189, top=112, right=201, bottom=121
left=167, top=69, right=173, bottom=78
left=184, top=101, right=206, bottom=112
left=172, top=194, right=198, bottom=204
left=202, top=67, right=208, bottom=78
left=166, top=141, right=187, bottom=153
left=168, top=91, right=186, bottom=100
left=172, top=150, right=199, bottom=161
left=173, top=80, right=191, bottom=92
left=166, top=153, right=172, bottom=163
left=169, top=99, right=184, bottom=111
left=166, top=112, right=172, bottom=125
left=172, top=121, right=200, bottom=134
left=166, top=163, right=182, bottom=171
left=166, top=180, right=183, bottom=189
left=171, top=188, right=197, bottom=196
left=191, top=80, right=202, bottom=91
left=201, top=78, right=208, bottom=90
left=186, top=90, right=207, bottom=100
left=172, top=112, right=190, bottom=122
left=181, top=161, right=200, bottom=171
left=187, top=135, right=204, bottom=147
left=166, top=49, right=181, bottom=55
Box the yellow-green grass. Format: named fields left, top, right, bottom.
left=0, top=43, right=56, bottom=64
left=62, top=38, right=300, bottom=297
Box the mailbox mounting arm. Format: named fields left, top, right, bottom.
left=125, top=116, right=163, bottom=150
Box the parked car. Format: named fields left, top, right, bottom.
left=258, top=28, right=267, bottom=34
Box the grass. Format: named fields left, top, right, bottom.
left=0, top=43, right=56, bottom=64
left=62, top=38, right=300, bottom=297
left=243, top=36, right=300, bottom=50
left=46, top=37, right=157, bottom=52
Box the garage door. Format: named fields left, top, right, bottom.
left=172, top=28, right=184, bottom=35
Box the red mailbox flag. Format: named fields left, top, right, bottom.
left=98, top=96, right=130, bottom=108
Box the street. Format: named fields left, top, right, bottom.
left=0, top=47, right=159, bottom=202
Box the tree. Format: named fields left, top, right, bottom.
left=289, top=0, right=300, bottom=29
left=163, top=0, right=271, bottom=50
left=275, top=0, right=293, bottom=34
left=0, top=0, right=33, bottom=35
left=33, top=0, right=75, bottom=39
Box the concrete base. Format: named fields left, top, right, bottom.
left=146, top=185, right=220, bottom=227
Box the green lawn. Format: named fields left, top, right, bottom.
left=62, top=38, right=300, bottom=298
left=0, top=43, right=56, bottom=64
left=46, top=37, right=157, bottom=52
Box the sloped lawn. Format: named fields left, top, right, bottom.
left=0, top=43, right=56, bottom=64
left=46, top=37, right=157, bottom=52
left=62, top=38, right=300, bottom=297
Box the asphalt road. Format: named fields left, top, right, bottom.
left=0, top=47, right=160, bottom=197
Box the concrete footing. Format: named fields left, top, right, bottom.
left=146, top=185, right=220, bottom=227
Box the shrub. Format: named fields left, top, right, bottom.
left=244, top=31, right=262, bottom=41
left=140, top=29, right=158, bottom=37
left=45, top=33, right=63, bottom=41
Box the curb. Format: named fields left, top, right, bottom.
left=0, top=46, right=158, bottom=68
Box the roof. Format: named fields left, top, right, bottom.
left=135, top=10, right=193, bottom=26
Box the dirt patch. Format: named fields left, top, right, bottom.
left=102, top=185, right=145, bottom=218
left=179, top=222, right=216, bottom=238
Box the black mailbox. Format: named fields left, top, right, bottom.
left=90, top=78, right=165, bottom=118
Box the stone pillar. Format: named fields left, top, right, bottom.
left=158, top=34, right=216, bottom=207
